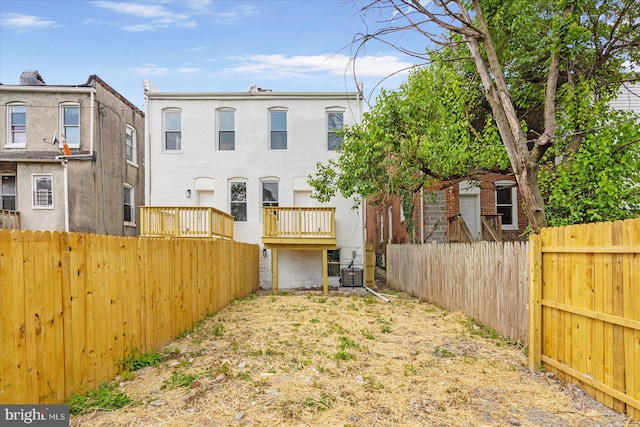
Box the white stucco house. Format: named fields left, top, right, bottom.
left=143, top=83, right=365, bottom=291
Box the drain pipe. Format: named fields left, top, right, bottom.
left=55, top=153, right=97, bottom=232
left=363, top=284, right=390, bottom=303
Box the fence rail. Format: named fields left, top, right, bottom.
left=140, top=206, right=234, bottom=239
left=529, top=219, right=640, bottom=421
left=0, top=230, right=259, bottom=404
left=386, top=241, right=529, bottom=343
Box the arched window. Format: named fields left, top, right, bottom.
left=217, top=108, right=235, bottom=150
left=268, top=107, right=288, bottom=150
left=60, top=103, right=80, bottom=147
left=6, top=103, right=26, bottom=147
left=162, top=108, right=182, bottom=151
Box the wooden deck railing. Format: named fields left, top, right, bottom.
left=448, top=213, right=503, bottom=243
left=0, top=209, right=20, bottom=230
left=140, top=206, right=234, bottom=239
left=262, top=207, right=335, bottom=239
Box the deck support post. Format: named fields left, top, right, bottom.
left=322, top=249, right=328, bottom=296
left=272, top=249, right=278, bottom=295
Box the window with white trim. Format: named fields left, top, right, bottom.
left=125, top=124, right=136, bottom=164
left=7, top=103, right=26, bottom=147
left=163, top=109, right=182, bottom=151
left=269, top=109, right=287, bottom=150
left=230, top=181, right=247, bottom=222
left=123, top=184, right=135, bottom=225
left=327, top=110, right=344, bottom=150
left=1, top=175, right=16, bottom=210
left=60, top=103, right=80, bottom=147
left=32, top=174, right=53, bottom=208
left=217, top=109, right=235, bottom=150
left=495, top=181, right=518, bottom=230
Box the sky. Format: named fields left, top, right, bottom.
left=0, top=0, right=430, bottom=110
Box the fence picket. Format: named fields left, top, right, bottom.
left=0, top=231, right=259, bottom=404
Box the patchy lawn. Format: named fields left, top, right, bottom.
left=71, top=290, right=637, bottom=427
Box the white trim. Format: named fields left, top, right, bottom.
left=59, top=103, right=80, bottom=148
left=6, top=103, right=27, bottom=148
left=31, top=173, right=54, bottom=209
left=216, top=108, right=235, bottom=151
left=162, top=108, right=182, bottom=152
left=123, top=183, right=135, bottom=226
left=268, top=107, right=288, bottom=150
left=125, top=124, right=137, bottom=166
left=495, top=180, right=518, bottom=230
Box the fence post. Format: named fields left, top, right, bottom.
left=529, top=233, right=542, bottom=371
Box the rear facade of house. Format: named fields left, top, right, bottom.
left=144, top=84, right=364, bottom=290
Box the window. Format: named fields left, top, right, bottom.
left=1, top=175, right=16, bottom=210
left=163, top=109, right=182, bottom=151
left=218, top=109, right=235, bottom=150
left=261, top=181, right=279, bottom=207
left=61, top=104, right=80, bottom=147
left=125, top=125, right=136, bottom=164
left=495, top=181, right=518, bottom=229
left=327, top=111, right=344, bottom=150
left=123, top=184, right=134, bottom=225
left=7, top=104, right=26, bottom=146
left=328, top=249, right=340, bottom=276
left=230, top=181, right=247, bottom=222
left=32, top=174, right=53, bottom=208
left=269, top=110, right=287, bottom=150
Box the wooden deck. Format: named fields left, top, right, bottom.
left=139, top=206, right=234, bottom=239
left=261, top=207, right=336, bottom=249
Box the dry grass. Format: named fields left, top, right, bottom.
left=71, top=290, right=638, bottom=427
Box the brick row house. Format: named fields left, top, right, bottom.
left=143, top=83, right=364, bottom=290
left=367, top=83, right=640, bottom=261
left=0, top=71, right=145, bottom=236
left=365, top=174, right=525, bottom=264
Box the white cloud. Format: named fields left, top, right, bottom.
left=92, top=1, right=196, bottom=31
left=212, top=5, right=258, bottom=24
left=178, top=68, right=201, bottom=73
left=223, top=53, right=414, bottom=80
left=131, top=65, right=168, bottom=76
left=189, top=46, right=207, bottom=52
left=0, top=13, right=57, bottom=31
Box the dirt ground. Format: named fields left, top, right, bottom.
left=71, top=281, right=639, bottom=427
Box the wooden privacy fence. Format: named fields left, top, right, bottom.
left=529, top=218, right=640, bottom=421
left=386, top=241, right=529, bottom=343
left=0, top=230, right=259, bottom=405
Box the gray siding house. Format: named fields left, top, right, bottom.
left=0, top=71, right=144, bottom=236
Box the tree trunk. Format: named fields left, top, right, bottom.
left=463, top=0, right=548, bottom=232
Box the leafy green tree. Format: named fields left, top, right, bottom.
left=312, top=0, right=640, bottom=231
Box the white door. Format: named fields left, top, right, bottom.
left=196, top=190, right=214, bottom=207
left=460, top=194, right=480, bottom=240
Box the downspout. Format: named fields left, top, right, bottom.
left=62, top=159, right=69, bottom=232
left=89, top=90, right=95, bottom=154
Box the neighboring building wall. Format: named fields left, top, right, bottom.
left=145, top=89, right=363, bottom=289
left=443, top=173, right=528, bottom=241
left=0, top=73, right=144, bottom=236
left=365, top=188, right=447, bottom=266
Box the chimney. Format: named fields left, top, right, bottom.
left=20, top=70, right=46, bottom=86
